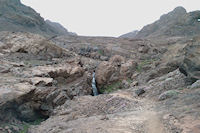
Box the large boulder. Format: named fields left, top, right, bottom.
left=96, top=61, right=117, bottom=86
left=179, top=42, right=200, bottom=83
left=96, top=55, right=137, bottom=87
left=147, top=69, right=186, bottom=97
left=109, top=55, right=125, bottom=66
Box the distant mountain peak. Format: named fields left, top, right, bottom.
left=135, top=6, right=200, bottom=38
left=173, top=6, right=187, bottom=14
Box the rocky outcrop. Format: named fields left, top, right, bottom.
left=0, top=0, right=73, bottom=36
left=179, top=40, right=200, bottom=83
left=0, top=32, right=75, bottom=59
left=96, top=55, right=137, bottom=87
left=147, top=69, right=186, bottom=97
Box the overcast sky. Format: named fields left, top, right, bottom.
left=21, top=0, right=199, bottom=37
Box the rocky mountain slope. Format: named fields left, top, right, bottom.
left=45, top=20, right=77, bottom=36
left=0, top=3, right=200, bottom=133
left=0, top=30, right=200, bottom=133
left=0, top=0, right=74, bottom=36
left=119, top=30, right=139, bottom=38
left=121, top=7, right=200, bottom=38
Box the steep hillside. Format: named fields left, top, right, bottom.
left=137, top=7, right=200, bottom=38
left=0, top=0, right=73, bottom=36
left=119, top=30, right=139, bottom=38
left=45, top=20, right=77, bottom=36
left=1, top=3, right=200, bottom=133
left=122, top=7, right=200, bottom=38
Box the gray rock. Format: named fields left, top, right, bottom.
left=17, top=103, right=37, bottom=122
left=179, top=42, right=200, bottom=83
left=135, top=89, right=145, bottom=96
left=158, top=90, right=179, bottom=101
left=53, top=92, right=69, bottom=106
left=190, top=80, right=200, bottom=89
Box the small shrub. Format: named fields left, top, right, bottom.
left=19, top=118, right=45, bottom=133
left=177, top=87, right=184, bottom=90
left=136, top=59, right=157, bottom=72
left=98, top=49, right=104, bottom=56
left=100, top=81, right=122, bottom=94
left=20, top=124, right=29, bottom=133
left=127, top=78, right=132, bottom=84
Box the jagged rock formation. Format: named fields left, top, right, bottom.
left=0, top=0, right=74, bottom=36
left=0, top=32, right=92, bottom=132
left=119, top=30, right=139, bottom=38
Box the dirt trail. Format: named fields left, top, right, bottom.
left=145, top=111, right=166, bottom=133
left=109, top=91, right=167, bottom=133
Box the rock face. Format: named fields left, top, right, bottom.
left=145, top=69, right=186, bottom=97
left=0, top=32, right=93, bottom=131
left=179, top=40, right=200, bottom=83
left=1, top=5, right=200, bottom=132
left=0, top=32, right=74, bottom=59
left=96, top=55, right=137, bottom=86
left=0, top=0, right=73, bottom=36
left=122, top=7, right=200, bottom=38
